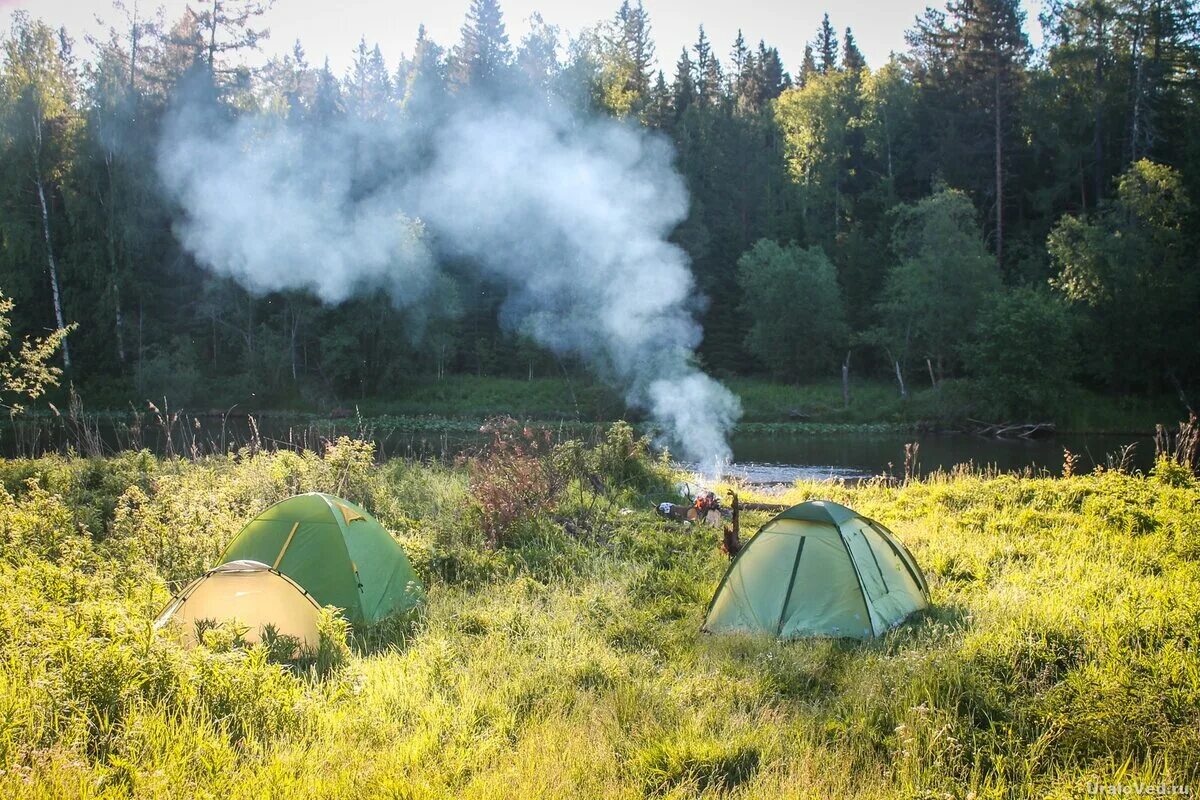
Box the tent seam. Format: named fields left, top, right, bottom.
left=835, top=518, right=878, bottom=637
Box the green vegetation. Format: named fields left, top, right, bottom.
left=1, top=430, right=1197, bottom=797
left=350, top=376, right=624, bottom=421
left=0, top=288, right=70, bottom=414
left=736, top=240, right=848, bottom=381
left=873, top=188, right=1001, bottom=383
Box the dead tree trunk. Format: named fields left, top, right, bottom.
left=1092, top=12, right=1106, bottom=205
left=1128, top=0, right=1148, bottom=161
left=289, top=309, right=300, bottom=383
left=894, top=359, right=907, bottom=400
left=994, top=62, right=1004, bottom=268
left=841, top=350, right=851, bottom=409
left=722, top=491, right=742, bottom=559
left=113, top=279, right=126, bottom=363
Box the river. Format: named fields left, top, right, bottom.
left=725, top=430, right=1155, bottom=485
left=0, top=413, right=1155, bottom=483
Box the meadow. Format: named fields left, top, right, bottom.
left=0, top=427, right=1197, bottom=799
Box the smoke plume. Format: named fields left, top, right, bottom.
left=158, top=89, right=741, bottom=465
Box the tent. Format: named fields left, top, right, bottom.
left=217, top=492, right=422, bottom=625
left=154, top=560, right=322, bottom=650
left=703, top=500, right=929, bottom=639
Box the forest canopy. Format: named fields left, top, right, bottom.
left=0, top=0, right=1197, bottom=417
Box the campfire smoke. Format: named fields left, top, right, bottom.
left=158, top=83, right=740, bottom=464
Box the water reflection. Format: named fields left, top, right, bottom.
left=725, top=432, right=1155, bottom=485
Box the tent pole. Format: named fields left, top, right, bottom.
left=776, top=537, right=806, bottom=636
left=273, top=522, right=301, bottom=569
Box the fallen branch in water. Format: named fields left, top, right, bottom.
left=967, top=419, right=1056, bottom=439
left=736, top=501, right=789, bottom=512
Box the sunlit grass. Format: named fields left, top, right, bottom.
left=0, top=440, right=1196, bottom=798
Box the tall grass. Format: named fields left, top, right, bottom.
left=0, top=435, right=1196, bottom=798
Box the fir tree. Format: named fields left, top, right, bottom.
left=450, top=0, right=512, bottom=92
left=843, top=27, right=866, bottom=74
left=403, top=24, right=447, bottom=113
left=692, top=26, right=723, bottom=107
left=612, top=0, right=655, bottom=96
left=816, top=14, right=838, bottom=74
left=757, top=41, right=789, bottom=101
left=799, top=43, right=818, bottom=86
left=311, top=56, right=343, bottom=121
left=645, top=69, right=672, bottom=128
left=672, top=46, right=695, bottom=117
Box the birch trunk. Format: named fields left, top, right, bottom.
left=35, top=167, right=71, bottom=370
left=105, top=152, right=126, bottom=363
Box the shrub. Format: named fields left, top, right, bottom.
left=465, top=417, right=565, bottom=547
left=313, top=606, right=353, bottom=677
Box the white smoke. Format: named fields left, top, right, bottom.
left=158, top=90, right=741, bottom=464
left=159, top=108, right=434, bottom=303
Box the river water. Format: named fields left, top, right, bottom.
left=0, top=413, right=1154, bottom=484
left=726, top=430, right=1155, bottom=485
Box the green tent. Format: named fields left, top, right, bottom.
left=703, top=500, right=929, bottom=639
left=218, top=493, right=422, bottom=625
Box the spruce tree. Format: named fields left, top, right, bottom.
left=645, top=69, right=673, bottom=128
left=816, top=14, right=839, bottom=74
left=843, top=27, right=866, bottom=74
left=312, top=57, right=343, bottom=121
left=402, top=25, right=447, bottom=113
left=612, top=0, right=655, bottom=97
left=450, top=0, right=512, bottom=93
left=731, top=30, right=759, bottom=115
left=347, top=39, right=391, bottom=118
left=692, top=26, right=719, bottom=106
left=756, top=41, right=789, bottom=102
left=799, top=43, right=818, bottom=86
left=672, top=46, right=695, bottom=117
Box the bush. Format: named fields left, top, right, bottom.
left=465, top=417, right=565, bottom=547
left=737, top=239, right=848, bottom=380
left=965, top=286, right=1079, bottom=418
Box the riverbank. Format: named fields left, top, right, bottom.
left=338, top=375, right=1183, bottom=433
left=1, top=437, right=1196, bottom=797
left=54, top=375, right=1185, bottom=435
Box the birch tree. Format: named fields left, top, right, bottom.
left=0, top=13, right=79, bottom=370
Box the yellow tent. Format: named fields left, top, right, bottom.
left=155, top=560, right=322, bottom=651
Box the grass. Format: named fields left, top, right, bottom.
left=0, top=433, right=1197, bottom=798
